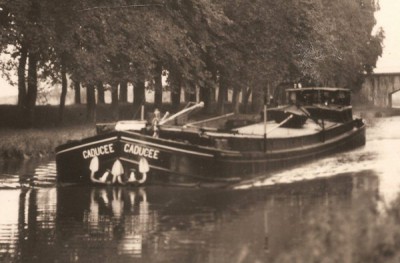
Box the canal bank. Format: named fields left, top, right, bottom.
left=0, top=125, right=95, bottom=159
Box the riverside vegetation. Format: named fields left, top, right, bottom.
left=0, top=104, right=117, bottom=159
left=0, top=125, right=95, bottom=159
left=0, top=0, right=383, bottom=127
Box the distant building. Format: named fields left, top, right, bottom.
left=361, top=72, right=400, bottom=107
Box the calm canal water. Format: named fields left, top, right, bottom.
left=0, top=116, right=399, bottom=262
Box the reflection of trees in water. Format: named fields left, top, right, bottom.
left=0, top=189, right=23, bottom=262
left=0, top=188, right=58, bottom=262
left=265, top=173, right=380, bottom=262
left=0, top=173, right=382, bottom=262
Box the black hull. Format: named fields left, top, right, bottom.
left=55, top=119, right=366, bottom=186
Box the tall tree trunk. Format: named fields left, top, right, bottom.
left=111, top=83, right=119, bottom=120
left=133, top=80, right=145, bottom=119
left=199, top=86, right=211, bottom=113
left=217, top=70, right=228, bottom=114
left=184, top=85, right=196, bottom=102
left=74, top=81, right=81, bottom=104
left=242, top=86, right=252, bottom=113
left=86, top=84, right=96, bottom=122
left=97, top=82, right=105, bottom=104
left=251, top=88, right=263, bottom=113
left=25, top=52, right=38, bottom=127
left=210, top=69, right=217, bottom=103
left=232, top=87, right=238, bottom=105
left=232, top=88, right=240, bottom=114
left=217, top=86, right=227, bottom=115
left=58, top=56, right=68, bottom=124
left=17, top=45, right=27, bottom=108
left=171, top=82, right=181, bottom=111
left=205, top=49, right=217, bottom=103
left=119, top=81, right=128, bottom=102
left=154, top=62, right=163, bottom=108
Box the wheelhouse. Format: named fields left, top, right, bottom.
left=284, top=87, right=353, bottom=123
left=285, top=87, right=351, bottom=106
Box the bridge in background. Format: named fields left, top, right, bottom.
left=361, top=72, right=400, bottom=108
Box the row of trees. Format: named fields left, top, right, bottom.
left=0, top=0, right=383, bottom=126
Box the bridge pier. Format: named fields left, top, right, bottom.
left=361, top=72, right=400, bottom=108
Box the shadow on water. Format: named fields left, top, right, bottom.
left=0, top=171, right=379, bottom=263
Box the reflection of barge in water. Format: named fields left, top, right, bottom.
left=55, top=87, right=366, bottom=186
left=53, top=173, right=379, bottom=261
left=0, top=173, right=379, bottom=261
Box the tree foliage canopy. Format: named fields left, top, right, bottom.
left=0, top=0, right=383, bottom=119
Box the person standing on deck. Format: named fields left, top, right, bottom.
left=152, top=108, right=161, bottom=138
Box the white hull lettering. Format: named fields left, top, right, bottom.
left=83, top=143, right=115, bottom=159
left=124, top=143, right=159, bottom=160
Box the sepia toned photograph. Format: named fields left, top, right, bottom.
left=0, top=0, right=399, bottom=262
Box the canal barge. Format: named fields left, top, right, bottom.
left=55, top=87, right=366, bottom=186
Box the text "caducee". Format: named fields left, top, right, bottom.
left=82, top=143, right=115, bottom=159
left=124, top=143, right=160, bottom=160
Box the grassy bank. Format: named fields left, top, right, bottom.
left=0, top=125, right=95, bottom=159
left=0, top=103, right=142, bottom=128
left=0, top=103, right=154, bottom=159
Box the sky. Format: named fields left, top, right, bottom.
left=0, top=75, right=17, bottom=97
left=374, top=0, right=400, bottom=72
left=1, top=0, right=400, bottom=97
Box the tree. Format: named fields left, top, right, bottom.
left=133, top=80, right=145, bottom=119
left=312, top=0, right=383, bottom=89
left=154, top=62, right=163, bottom=109
left=58, top=56, right=68, bottom=123
left=160, top=0, right=229, bottom=112
left=215, top=0, right=383, bottom=113
left=73, top=80, right=81, bottom=104
left=86, top=84, right=96, bottom=122
left=17, top=45, right=28, bottom=107
left=111, top=83, right=119, bottom=120
left=97, top=82, right=105, bottom=104
left=0, top=0, right=382, bottom=124
left=119, top=81, right=128, bottom=103
left=168, top=68, right=183, bottom=110
left=1, top=0, right=79, bottom=124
